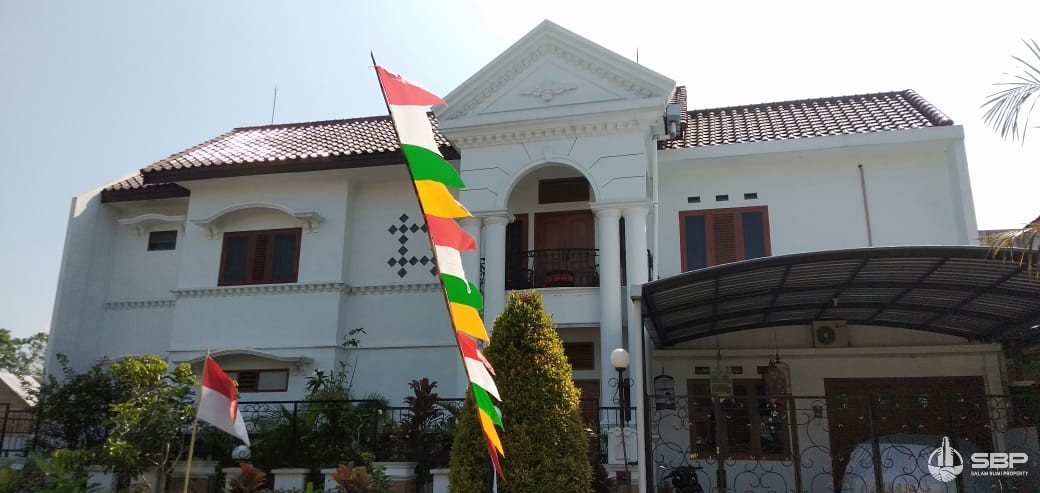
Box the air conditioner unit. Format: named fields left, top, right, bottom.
left=811, top=320, right=850, bottom=348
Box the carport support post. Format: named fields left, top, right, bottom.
left=624, top=205, right=650, bottom=493
left=629, top=285, right=648, bottom=493
left=867, top=398, right=885, bottom=493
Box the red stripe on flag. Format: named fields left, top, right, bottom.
left=486, top=436, right=506, bottom=481
left=425, top=215, right=476, bottom=251
left=456, top=333, right=495, bottom=376
left=376, top=66, right=445, bottom=106
left=203, top=356, right=238, bottom=402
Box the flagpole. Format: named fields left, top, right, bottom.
left=370, top=53, right=504, bottom=481
left=182, top=348, right=209, bottom=493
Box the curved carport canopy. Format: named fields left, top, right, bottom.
left=642, top=246, right=1040, bottom=347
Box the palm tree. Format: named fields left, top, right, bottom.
left=980, top=39, right=1040, bottom=271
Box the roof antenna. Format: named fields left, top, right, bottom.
left=636, top=46, right=640, bottom=64
left=270, top=85, right=278, bottom=124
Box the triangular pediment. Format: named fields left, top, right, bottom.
left=437, top=20, right=675, bottom=128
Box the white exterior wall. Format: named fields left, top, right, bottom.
left=46, top=168, right=471, bottom=403
left=46, top=186, right=121, bottom=370
left=655, top=129, right=978, bottom=279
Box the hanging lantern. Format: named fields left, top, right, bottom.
left=762, top=354, right=791, bottom=398
left=709, top=351, right=733, bottom=398
left=654, top=369, right=675, bottom=410
left=709, top=365, right=733, bottom=398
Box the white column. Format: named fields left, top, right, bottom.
left=623, top=205, right=650, bottom=288
left=482, top=214, right=510, bottom=329
left=459, top=217, right=483, bottom=285
left=594, top=207, right=623, bottom=412
left=623, top=205, right=650, bottom=493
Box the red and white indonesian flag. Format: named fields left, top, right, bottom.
left=197, top=356, right=250, bottom=445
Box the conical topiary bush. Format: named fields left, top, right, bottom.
left=449, top=290, right=592, bottom=492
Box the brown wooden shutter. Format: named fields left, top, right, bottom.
left=251, top=233, right=269, bottom=281
left=563, top=342, right=596, bottom=370
left=235, top=370, right=259, bottom=392
left=710, top=212, right=739, bottom=265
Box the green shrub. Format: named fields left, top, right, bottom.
left=449, top=291, right=592, bottom=492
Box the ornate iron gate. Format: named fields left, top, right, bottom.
left=648, top=392, right=1038, bottom=493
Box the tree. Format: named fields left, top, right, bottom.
left=449, top=291, right=592, bottom=492
left=0, top=329, right=47, bottom=380
left=33, top=355, right=119, bottom=452
left=102, top=355, right=196, bottom=492
left=981, top=39, right=1040, bottom=265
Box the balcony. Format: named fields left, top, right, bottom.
left=480, top=249, right=654, bottom=291
left=504, top=248, right=600, bottom=290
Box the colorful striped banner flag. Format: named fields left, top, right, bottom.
left=373, top=61, right=506, bottom=480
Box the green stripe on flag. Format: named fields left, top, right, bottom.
left=472, top=384, right=503, bottom=428
left=402, top=144, right=465, bottom=188
left=442, top=274, right=483, bottom=311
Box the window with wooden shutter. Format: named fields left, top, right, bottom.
left=227, top=369, right=289, bottom=393
left=563, top=342, right=596, bottom=370
left=687, top=379, right=792, bottom=459
left=219, top=228, right=301, bottom=285
left=680, top=206, right=770, bottom=271
left=538, top=178, right=590, bottom=204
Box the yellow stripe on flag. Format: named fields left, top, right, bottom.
left=450, top=303, right=489, bottom=341
left=415, top=180, right=470, bottom=218
left=479, top=408, right=504, bottom=455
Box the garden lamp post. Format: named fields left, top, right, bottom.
left=610, top=347, right=633, bottom=486
left=610, top=348, right=633, bottom=422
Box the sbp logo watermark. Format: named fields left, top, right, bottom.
left=927, top=436, right=1030, bottom=482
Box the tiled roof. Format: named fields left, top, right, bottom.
left=142, top=113, right=450, bottom=174
left=663, top=88, right=953, bottom=149
left=105, top=88, right=954, bottom=198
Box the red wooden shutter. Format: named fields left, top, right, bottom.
left=251, top=233, right=269, bottom=282
left=710, top=212, right=739, bottom=265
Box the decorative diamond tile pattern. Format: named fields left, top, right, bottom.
left=386, top=214, right=435, bottom=279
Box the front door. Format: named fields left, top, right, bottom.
left=533, top=210, right=595, bottom=287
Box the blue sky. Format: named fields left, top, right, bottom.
left=1, top=0, right=1038, bottom=338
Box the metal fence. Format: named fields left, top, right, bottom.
left=0, top=404, right=34, bottom=457
left=647, top=393, right=1039, bottom=493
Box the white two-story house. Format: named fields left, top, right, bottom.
left=47, top=21, right=1038, bottom=492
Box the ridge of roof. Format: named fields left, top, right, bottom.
left=231, top=113, right=395, bottom=132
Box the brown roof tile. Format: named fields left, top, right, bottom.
left=663, top=89, right=953, bottom=149
left=106, top=88, right=954, bottom=198
left=142, top=113, right=450, bottom=175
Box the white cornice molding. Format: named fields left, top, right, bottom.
left=104, top=299, right=176, bottom=310
left=348, top=283, right=441, bottom=295
left=445, top=112, right=660, bottom=149
left=117, top=214, right=186, bottom=237
left=172, top=282, right=347, bottom=298
left=191, top=202, right=324, bottom=239
left=169, top=282, right=444, bottom=299
left=172, top=349, right=314, bottom=372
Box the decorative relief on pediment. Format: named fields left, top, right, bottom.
left=520, top=80, right=577, bottom=102
left=442, top=41, right=659, bottom=120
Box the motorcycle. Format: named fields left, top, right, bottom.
left=662, top=465, right=703, bottom=493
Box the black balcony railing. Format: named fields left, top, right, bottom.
left=506, top=248, right=599, bottom=289
left=481, top=249, right=654, bottom=290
